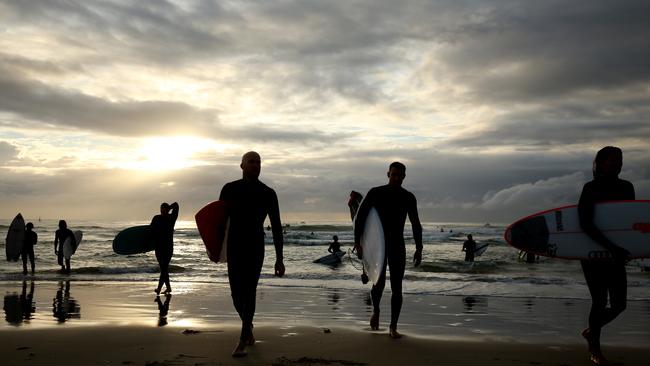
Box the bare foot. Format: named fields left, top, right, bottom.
left=231, top=341, right=247, bottom=357
left=389, top=326, right=402, bottom=339
left=154, top=288, right=161, bottom=296
left=589, top=352, right=610, bottom=365
left=163, top=287, right=172, bottom=294
left=246, top=326, right=256, bottom=346
left=370, top=313, right=379, bottom=330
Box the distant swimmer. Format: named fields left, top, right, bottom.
left=461, top=234, right=476, bottom=262
left=219, top=151, right=285, bottom=357
left=150, top=202, right=179, bottom=296
left=53, top=220, right=75, bottom=274
left=328, top=235, right=342, bottom=253
left=354, top=161, right=423, bottom=339
left=578, top=146, right=634, bottom=365
left=22, top=222, right=37, bottom=275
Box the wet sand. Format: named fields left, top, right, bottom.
left=1, top=280, right=649, bottom=365
left=2, top=325, right=649, bottom=366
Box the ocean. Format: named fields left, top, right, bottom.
left=1, top=219, right=649, bottom=301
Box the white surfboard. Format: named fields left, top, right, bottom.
left=63, top=230, right=83, bottom=260
left=360, top=207, right=386, bottom=284
left=5, top=213, right=25, bottom=262
left=505, top=200, right=650, bottom=260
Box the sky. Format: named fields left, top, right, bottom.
left=1, top=0, right=649, bottom=224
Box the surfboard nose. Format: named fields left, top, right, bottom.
left=509, top=216, right=550, bottom=253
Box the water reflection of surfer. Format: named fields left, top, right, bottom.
left=3, top=280, right=36, bottom=325
left=353, top=162, right=423, bottom=339
left=151, top=202, right=179, bottom=296
left=155, top=293, right=172, bottom=327
left=219, top=151, right=285, bottom=357
left=52, top=280, right=81, bottom=323
left=578, top=146, right=634, bottom=365
left=461, top=234, right=476, bottom=262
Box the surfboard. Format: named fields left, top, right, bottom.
left=505, top=200, right=650, bottom=260
left=313, top=251, right=345, bottom=265
left=195, top=200, right=229, bottom=263
left=474, top=243, right=489, bottom=256
left=5, top=213, right=25, bottom=262
left=63, top=230, right=83, bottom=260
left=112, top=225, right=154, bottom=255
left=348, top=191, right=386, bottom=284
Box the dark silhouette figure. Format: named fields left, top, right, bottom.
left=54, top=220, right=75, bottom=274
left=150, top=202, right=179, bottom=295
left=155, top=293, right=172, bottom=326
left=52, top=280, right=81, bottom=323
left=22, top=222, right=37, bottom=275
left=328, top=235, right=342, bottom=253
left=219, top=151, right=285, bottom=357
left=354, top=162, right=423, bottom=339
left=578, top=146, right=634, bottom=365
left=462, top=234, right=476, bottom=262
left=3, top=281, right=36, bottom=326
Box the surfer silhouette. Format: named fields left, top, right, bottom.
left=578, top=146, right=634, bottom=365
left=353, top=161, right=423, bottom=339
left=54, top=220, right=75, bottom=274
left=22, top=222, right=37, bottom=275
left=150, top=202, right=179, bottom=296
left=462, top=234, right=476, bottom=262
left=328, top=235, right=342, bottom=253
left=219, top=151, right=285, bottom=357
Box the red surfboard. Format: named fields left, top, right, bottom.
left=195, top=200, right=229, bottom=263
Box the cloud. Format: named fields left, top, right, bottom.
left=0, top=141, right=19, bottom=163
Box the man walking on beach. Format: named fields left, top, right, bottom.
left=219, top=151, right=285, bottom=357
left=151, top=201, right=179, bottom=295
left=354, top=161, right=423, bottom=338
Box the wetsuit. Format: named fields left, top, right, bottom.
left=22, top=230, right=37, bottom=274
left=150, top=202, right=179, bottom=292
left=54, top=228, right=74, bottom=271
left=462, top=239, right=476, bottom=262
left=219, top=179, right=283, bottom=342
left=354, top=184, right=422, bottom=328
left=578, top=176, right=634, bottom=346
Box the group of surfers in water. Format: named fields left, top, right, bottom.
left=9, top=146, right=636, bottom=364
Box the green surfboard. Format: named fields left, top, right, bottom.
left=113, top=225, right=154, bottom=255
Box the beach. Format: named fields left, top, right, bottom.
left=1, top=220, right=649, bottom=364
left=1, top=281, right=649, bottom=365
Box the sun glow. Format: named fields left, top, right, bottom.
left=118, top=136, right=228, bottom=171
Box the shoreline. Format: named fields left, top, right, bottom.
left=2, top=280, right=649, bottom=348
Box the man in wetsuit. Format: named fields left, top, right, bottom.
left=150, top=202, right=179, bottom=295
left=462, top=234, right=476, bottom=262
left=22, top=222, right=37, bottom=275
left=578, top=146, right=634, bottom=365
left=53, top=220, right=75, bottom=274
left=354, top=161, right=423, bottom=339
left=219, top=151, right=285, bottom=357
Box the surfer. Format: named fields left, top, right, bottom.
left=53, top=220, right=75, bottom=274
left=578, top=146, right=634, bottom=365
left=150, top=202, right=179, bottom=296
left=22, top=222, right=37, bottom=275
left=461, top=234, right=476, bottom=262
left=219, top=151, right=285, bottom=357
left=328, top=235, right=342, bottom=253
left=353, top=161, right=423, bottom=339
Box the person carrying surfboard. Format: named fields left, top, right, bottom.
left=578, top=146, right=635, bottom=365
left=461, top=234, right=477, bottom=262
left=22, top=222, right=37, bottom=275
left=54, top=220, right=75, bottom=274
left=150, top=201, right=179, bottom=296
left=219, top=151, right=285, bottom=357
left=353, top=161, right=423, bottom=339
